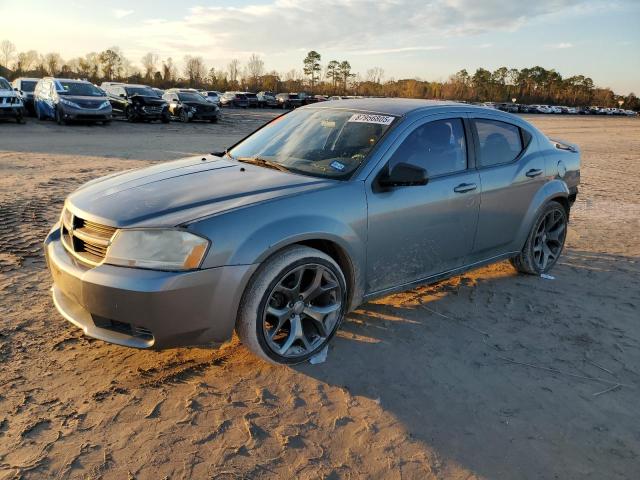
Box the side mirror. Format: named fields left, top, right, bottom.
left=378, top=162, right=428, bottom=188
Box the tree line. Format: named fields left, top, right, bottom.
left=0, top=40, right=637, bottom=110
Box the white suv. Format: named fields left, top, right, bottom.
left=0, top=76, right=25, bottom=123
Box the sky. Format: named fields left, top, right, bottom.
left=0, top=0, right=638, bottom=94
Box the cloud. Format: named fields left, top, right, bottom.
left=113, top=9, right=133, bottom=19
left=548, top=42, right=574, bottom=49
left=117, top=0, right=591, bottom=62
left=353, top=46, right=445, bottom=55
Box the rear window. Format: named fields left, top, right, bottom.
left=474, top=119, right=524, bottom=167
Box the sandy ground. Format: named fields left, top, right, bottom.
left=0, top=115, right=638, bottom=479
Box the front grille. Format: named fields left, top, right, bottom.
left=76, top=100, right=102, bottom=109
left=61, top=209, right=117, bottom=265
left=142, top=105, right=163, bottom=114
left=92, top=315, right=154, bottom=341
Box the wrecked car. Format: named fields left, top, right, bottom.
left=0, top=76, right=26, bottom=123
left=44, top=99, right=580, bottom=364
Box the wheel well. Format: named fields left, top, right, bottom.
left=550, top=195, right=570, bottom=217
left=297, top=239, right=355, bottom=307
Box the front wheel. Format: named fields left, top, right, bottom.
left=55, top=107, right=66, bottom=125
left=511, top=201, right=567, bottom=275
left=180, top=109, right=190, bottom=123
left=125, top=106, right=136, bottom=122
left=236, top=245, right=347, bottom=364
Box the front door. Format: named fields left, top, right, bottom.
left=366, top=116, right=480, bottom=294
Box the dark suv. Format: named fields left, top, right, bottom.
left=162, top=89, right=220, bottom=122
left=102, top=83, right=169, bottom=123
left=220, top=92, right=249, bottom=108
left=276, top=93, right=303, bottom=109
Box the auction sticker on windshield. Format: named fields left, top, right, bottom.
left=347, top=113, right=395, bottom=125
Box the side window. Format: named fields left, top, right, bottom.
left=388, top=118, right=467, bottom=177
left=474, top=119, right=524, bottom=167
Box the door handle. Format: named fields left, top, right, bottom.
left=526, top=168, right=543, bottom=178
left=453, top=183, right=477, bottom=193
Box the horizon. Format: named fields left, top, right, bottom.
left=0, top=0, right=639, bottom=95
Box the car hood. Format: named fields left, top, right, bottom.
left=66, top=156, right=333, bottom=228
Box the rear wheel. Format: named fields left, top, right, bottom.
left=237, top=245, right=347, bottom=364
left=511, top=201, right=567, bottom=274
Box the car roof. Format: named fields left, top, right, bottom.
left=305, top=98, right=475, bottom=116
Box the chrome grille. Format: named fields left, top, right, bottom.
left=60, top=209, right=117, bottom=265
left=142, top=105, right=163, bottom=114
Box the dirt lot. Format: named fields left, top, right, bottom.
left=0, top=114, right=639, bottom=480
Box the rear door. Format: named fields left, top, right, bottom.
left=366, top=115, right=481, bottom=293
left=469, top=115, right=545, bottom=260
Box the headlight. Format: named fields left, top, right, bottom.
left=104, top=229, right=209, bottom=271
left=60, top=98, right=80, bottom=108
left=99, top=100, right=111, bottom=109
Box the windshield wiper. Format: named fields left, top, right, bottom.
left=234, top=156, right=292, bottom=173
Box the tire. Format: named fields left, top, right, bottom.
left=161, top=113, right=170, bottom=123
left=210, top=117, right=218, bottom=123
left=55, top=107, right=66, bottom=125
left=180, top=109, right=190, bottom=123
left=236, top=245, right=348, bottom=364
left=511, top=201, right=568, bottom=275
left=125, top=106, right=136, bottom=122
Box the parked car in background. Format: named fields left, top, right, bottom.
left=44, top=99, right=580, bottom=363
left=257, top=91, right=278, bottom=108
left=0, top=76, right=25, bottom=123
left=242, top=92, right=259, bottom=108
left=624, top=110, right=638, bottom=117
left=276, top=92, right=302, bottom=109
left=34, top=77, right=111, bottom=124
left=162, top=89, right=220, bottom=122
left=202, top=91, right=222, bottom=106
left=548, top=106, right=562, bottom=114
left=297, top=92, right=320, bottom=105
left=220, top=92, right=249, bottom=108
left=102, top=82, right=169, bottom=123
left=531, top=105, right=551, bottom=114
left=11, top=77, right=39, bottom=115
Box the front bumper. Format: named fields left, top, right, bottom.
left=44, top=226, right=257, bottom=349
left=192, top=110, right=219, bottom=120
left=0, top=106, right=23, bottom=118
left=60, top=104, right=112, bottom=122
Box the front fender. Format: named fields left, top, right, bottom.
left=513, top=179, right=569, bottom=250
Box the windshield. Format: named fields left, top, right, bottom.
left=228, top=108, right=396, bottom=179
left=0, top=78, right=11, bottom=90
left=58, top=81, right=104, bottom=97
left=21, top=80, right=37, bottom=92
left=125, top=86, right=157, bottom=97
left=177, top=92, right=204, bottom=102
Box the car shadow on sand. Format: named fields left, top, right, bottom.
left=295, top=249, right=640, bottom=479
